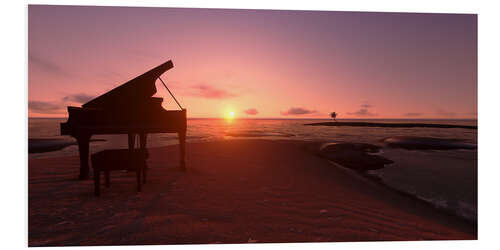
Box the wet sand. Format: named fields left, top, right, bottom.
left=28, top=140, right=476, bottom=246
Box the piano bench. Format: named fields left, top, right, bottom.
left=91, top=149, right=149, bottom=196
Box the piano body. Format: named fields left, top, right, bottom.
left=61, top=60, right=187, bottom=180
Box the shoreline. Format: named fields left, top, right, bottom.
left=29, top=140, right=476, bottom=246
left=28, top=138, right=106, bottom=154
left=329, top=160, right=477, bottom=224
left=305, top=141, right=477, bottom=224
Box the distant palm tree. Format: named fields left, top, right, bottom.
left=330, top=112, right=337, bottom=121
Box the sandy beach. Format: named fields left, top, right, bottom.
left=28, top=139, right=476, bottom=246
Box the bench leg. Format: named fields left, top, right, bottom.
left=136, top=169, right=142, bottom=192
left=128, top=133, right=136, bottom=150
left=140, top=133, right=147, bottom=149
left=105, top=171, right=110, bottom=187
left=94, top=170, right=100, bottom=197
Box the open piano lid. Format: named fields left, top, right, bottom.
left=82, top=60, right=174, bottom=108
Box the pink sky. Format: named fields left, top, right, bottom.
left=28, top=5, right=477, bottom=119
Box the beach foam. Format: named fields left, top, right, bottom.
left=415, top=195, right=477, bottom=223
left=382, top=136, right=477, bottom=150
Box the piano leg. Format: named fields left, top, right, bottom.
left=76, top=133, right=91, bottom=180
left=128, top=133, right=136, bottom=150
left=178, top=130, right=186, bottom=170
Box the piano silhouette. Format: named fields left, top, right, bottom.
left=61, top=60, right=187, bottom=180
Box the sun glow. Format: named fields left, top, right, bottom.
left=225, top=110, right=236, bottom=120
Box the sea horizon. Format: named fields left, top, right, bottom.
left=28, top=117, right=479, bottom=121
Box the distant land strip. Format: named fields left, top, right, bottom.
left=304, top=122, right=477, bottom=129
left=28, top=138, right=106, bottom=154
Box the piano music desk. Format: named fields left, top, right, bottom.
left=91, top=149, right=149, bottom=196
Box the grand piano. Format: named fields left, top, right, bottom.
left=61, top=60, right=187, bottom=180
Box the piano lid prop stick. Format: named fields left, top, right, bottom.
left=159, top=76, right=184, bottom=110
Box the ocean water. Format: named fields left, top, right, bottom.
left=28, top=118, right=477, bottom=222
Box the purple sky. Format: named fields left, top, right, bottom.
left=28, top=5, right=477, bottom=118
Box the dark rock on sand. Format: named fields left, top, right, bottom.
left=382, top=136, right=477, bottom=150
left=305, top=121, right=477, bottom=129
left=319, top=142, right=394, bottom=171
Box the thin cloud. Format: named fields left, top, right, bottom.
left=62, top=93, right=94, bottom=103
left=402, top=112, right=423, bottom=117
left=28, top=101, right=64, bottom=114
left=244, top=108, right=259, bottom=115
left=437, top=109, right=457, bottom=117
left=29, top=54, right=67, bottom=76
left=348, top=103, right=378, bottom=117
left=348, top=108, right=378, bottom=117
left=281, top=107, right=317, bottom=116
left=188, top=84, right=238, bottom=99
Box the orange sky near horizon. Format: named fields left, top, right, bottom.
left=28, top=6, right=477, bottom=119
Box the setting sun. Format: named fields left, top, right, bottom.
left=225, top=111, right=236, bottom=120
